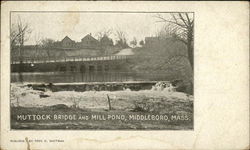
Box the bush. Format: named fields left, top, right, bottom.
left=47, top=104, right=69, bottom=110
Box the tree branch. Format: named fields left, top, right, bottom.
left=154, top=14, right=186, bottom=29
left=185, top=13, right=191, bottom=25
left=178, top=13, right=189, bottom=28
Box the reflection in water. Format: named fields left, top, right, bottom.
left=11, top=71, right=168, bottom=83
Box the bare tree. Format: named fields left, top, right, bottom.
left=95, top=28, right=113, bottom=40
left=11, top=19, right=31, bottom=49
left=11, top=17, right=32, bottom=48
left=154, top=13, right=194, bottom=70
left=115, top=29, right=129, bottom=48
left=10, top=16, right=32, bottom=82
left=10, top=24, right=18, bottom=49
left=155, top=24, right=175, bottom=39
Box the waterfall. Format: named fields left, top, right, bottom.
left=151, top=82, right=176, bottom=92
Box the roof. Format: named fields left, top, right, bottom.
left=62, top=36, right=74, bottom=42
left=115, top=48, right=134, bottom=56
left=81, top=34, right=99, bottom=42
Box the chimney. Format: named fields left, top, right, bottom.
left=89, top=33, right=92, bottom=36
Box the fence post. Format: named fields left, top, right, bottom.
left=106, top=94, right=112, bottom=110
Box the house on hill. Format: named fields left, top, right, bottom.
left=55, top=34, right=104, bottom=57
left=99, top=35, right=116, bottom=55
left=59, top=34, right=101, bottom=50
left=11, top=34, right=123, bottom=60
left=61, top=36, right=75, bottom=48
left=80, top=33, right=100, bottom=49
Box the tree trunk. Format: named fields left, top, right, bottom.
left=187, top=32, right=194, bottom=95
left=187, top=42, right=193, bottom=70
left=187, top=31, right=193, bottom=71
left=18, top=45, right=24, bottom=83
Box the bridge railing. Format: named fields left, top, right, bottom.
left=11, top=55, right=133, bottom=64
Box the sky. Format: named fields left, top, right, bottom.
left=11, top=12, right=173, bottom=45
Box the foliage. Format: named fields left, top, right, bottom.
left=139, top=40, right=144, bottom=46
left=124, top=37, right=193, bottom=93
left=130, top=37, right=137, bottom=48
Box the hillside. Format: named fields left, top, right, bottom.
left=125, top=38, right=193, bottom=94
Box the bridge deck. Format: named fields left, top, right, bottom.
left=11, top=55, right=132, bottom=64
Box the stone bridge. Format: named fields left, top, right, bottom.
left=11, top=55, right=133, bottom=72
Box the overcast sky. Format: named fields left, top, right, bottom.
left=11, top=12, right=173, bottom=45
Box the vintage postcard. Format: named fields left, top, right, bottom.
left=10, top=11, right=194, bottom=130
left=1, top=1, right=249, bottom=150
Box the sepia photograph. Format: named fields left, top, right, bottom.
left=1, top=1, right=249, bottom=150
left=10, top=12, right=194, bottom=130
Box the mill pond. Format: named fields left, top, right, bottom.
left=10, top=12, right=194, bottom=130
left=10, top=46, right=193, bottom=130
left=11, top=49, right=193, bottom=130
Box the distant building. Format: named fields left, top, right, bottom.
left=61, top=36, right=75, bottom=48
left=100, top=35, right=113, bottom=48
left=11, top=34, right=124, bottom=59
left=80, top=33, right=100, bottom=49
left=55, top=34, right=104, bottom=57
left=60, top=34, right=101, bottom=50
left=58, top=34, right=119, bottom=56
